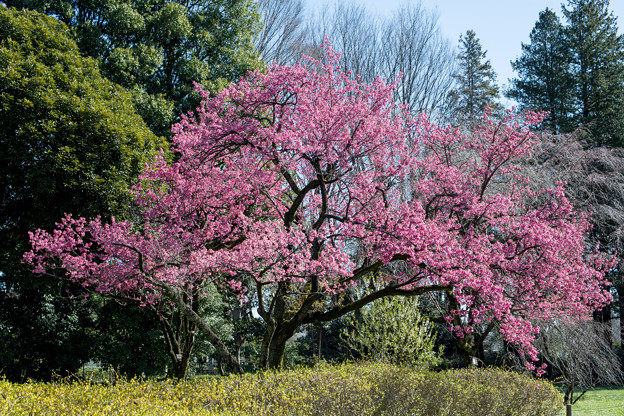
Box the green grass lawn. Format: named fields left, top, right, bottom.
left=563, top=386, right=624, bottom=416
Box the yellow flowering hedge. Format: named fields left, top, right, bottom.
left=0, top=362, right=562, bottom=415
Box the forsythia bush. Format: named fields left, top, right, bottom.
left=0, top=362, right=562, bottom=415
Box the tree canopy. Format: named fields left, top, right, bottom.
left=26, top=44, right=613, bottom=374
left=0, top=5, right=166, bottom=259
left=0, top=6, right=166, bottom=380
left=563, top=0, right=624, bottom=146
left=5, top=0, right=263, bottom=137
left=508, top=8, right=575, bottom=133
left=509, top=0, right=624, bottom=146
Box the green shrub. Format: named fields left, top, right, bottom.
left=0, top=362, right=562, bottom=415
left=414, top=368, right=563, bottom=416
left=342, top=297, right=443, bottom=369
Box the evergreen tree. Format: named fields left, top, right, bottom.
left=563, top=0, right=624, bottom=147
left=508, top=9, right=575, bottom=134
left=447, top=30, right=501, bottom=128
left=0, top=7, right=166, bottom=381
left=512, top=1, right=624, bottom=145
left=5, top=0, right=263, bottom=138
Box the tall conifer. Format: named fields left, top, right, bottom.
left=563, top=0, right=624, bottom=147
left=447, top=30, right=501, bottom=128
left=510, top=1, right=624, bottom=146
left=508, top=9, right=575, bottom=134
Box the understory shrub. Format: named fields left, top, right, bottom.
left=0, top=362, right=562, bottom=415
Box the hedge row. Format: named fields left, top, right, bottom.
left=0, top=362, right=562, bottom=415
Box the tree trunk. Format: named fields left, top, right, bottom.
left=259, top=322, right=294, bottom=370
left=317, top=326, right=324, bottom=361
left=267, top=335, right=289, bottom=369
left=454, top=322, right=495, bottom=367
left=620, top=291, right=624, bottom=347
left=165, top=287, right=242, bottom=374
left=172, top=353, right=191, bottom=379
left=456, top=334, right=476, bottom=367
left=594, top=303, right=612, bottom=346
left=616, top=281, right=624, bottom=347
left=150, top=304, right=195, bottom=379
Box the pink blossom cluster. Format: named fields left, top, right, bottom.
left=24, top=43, right=613, bottom=371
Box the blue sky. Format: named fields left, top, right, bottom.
left=306, top=0, right=624, bottom=107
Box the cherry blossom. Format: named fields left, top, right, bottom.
left=25, top=42, right=613, bottom=372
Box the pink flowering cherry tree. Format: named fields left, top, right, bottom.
left=25, top=44, right=612, bottom=374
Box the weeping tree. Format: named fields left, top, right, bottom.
left=533, top=320, right=624, bottom=404
left=523, top=130, right=624, bottom=350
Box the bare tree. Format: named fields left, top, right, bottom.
left=303, top=1, right=455, bottom=120
left=254, top=0, right=306, bottom=65
left=304, top=3, right=380, bottom=82
left=379, top=3, right=456, bottom=117
left=533, top=320, right=624, bottom=404
left=526, top=131, right=624, bottom=344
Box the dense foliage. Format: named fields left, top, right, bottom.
left=0, top=362, right=563, bottom=416
left=563, top=0, right=624, bottom=146
left=5, top=0, right=263, bottom=137
left=508, top=8, right=575, bottom=133
left=0, top=7, right=166, bottom=380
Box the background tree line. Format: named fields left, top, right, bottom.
left=0, top=0, right=262, bottom=380
left=508, top=0, right=624, bottom=147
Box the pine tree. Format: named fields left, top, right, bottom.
left=508, top=9, right=575, bottom=134
left=563, top=0, right=624, bottom=147
left=447, top=30, right=501, bottom=128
